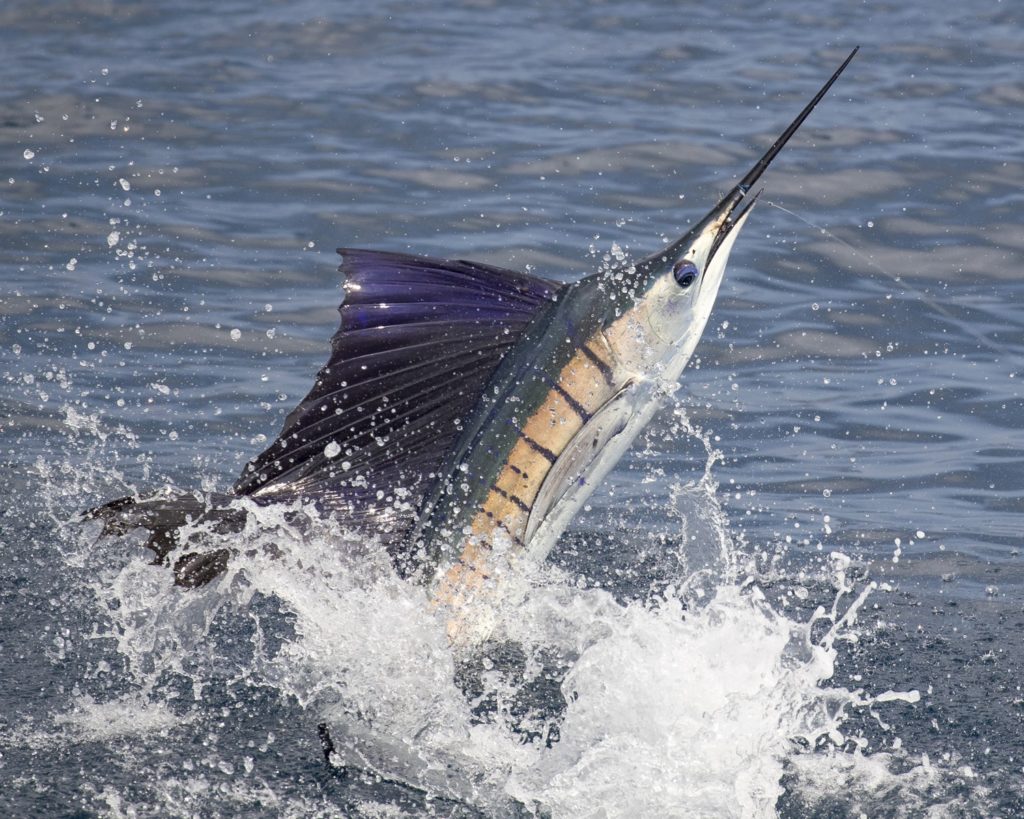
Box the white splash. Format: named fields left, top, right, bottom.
left=54, top=693, right=181, bottom=741
left=39, top=405, right=969, bottom=818
left=76, top=501, right=922, bottom=816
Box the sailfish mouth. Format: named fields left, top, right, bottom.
left=705, top=46, right=859, bottom=266
left=707, top=187, right=762, bottom=266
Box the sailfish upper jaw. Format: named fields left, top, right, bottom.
left=610, top=47, right=860, bottom=367
left=655, top=45, right=861, bottom=282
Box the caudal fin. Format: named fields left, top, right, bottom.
left=83, top=490, right=245, bottom=587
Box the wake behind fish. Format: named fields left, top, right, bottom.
left=31, top=405, right=974, bottom=818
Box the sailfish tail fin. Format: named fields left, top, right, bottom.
left=83, top=490, right=246, bottom=587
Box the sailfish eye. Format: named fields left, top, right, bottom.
left=672, top=259, right=699, bottom=288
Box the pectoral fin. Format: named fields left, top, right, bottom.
left=524, top=381, right=635, bottom=546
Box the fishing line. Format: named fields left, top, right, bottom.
left=763, top=199, right=1014, bottom=363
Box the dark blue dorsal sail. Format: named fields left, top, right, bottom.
left=233, top=249, right=561, bottom=541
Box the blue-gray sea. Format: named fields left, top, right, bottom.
left=2, top=1, right=1022, bottom=816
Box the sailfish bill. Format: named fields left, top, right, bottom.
left=86, top=49, right=858, bottom=647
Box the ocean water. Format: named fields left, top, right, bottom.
left=2, top=1, right=1023, bottom=816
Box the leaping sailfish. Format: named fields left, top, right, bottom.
left=89, top=49, right=858, bottom=647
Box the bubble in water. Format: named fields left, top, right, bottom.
left=229, top=328, right=241, bottom=341
left=324, top=441, right=340, bottom=459
left=107, top=231, right=120, bottom=248
left=23, top=149, right=35, bottom=160
left=118, top=178, right=131, bottom=192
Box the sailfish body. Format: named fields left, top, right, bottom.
left=88, top=50, right=858, bottom=647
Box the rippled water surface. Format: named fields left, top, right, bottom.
left=3, top=1, right=1023, bottom=816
